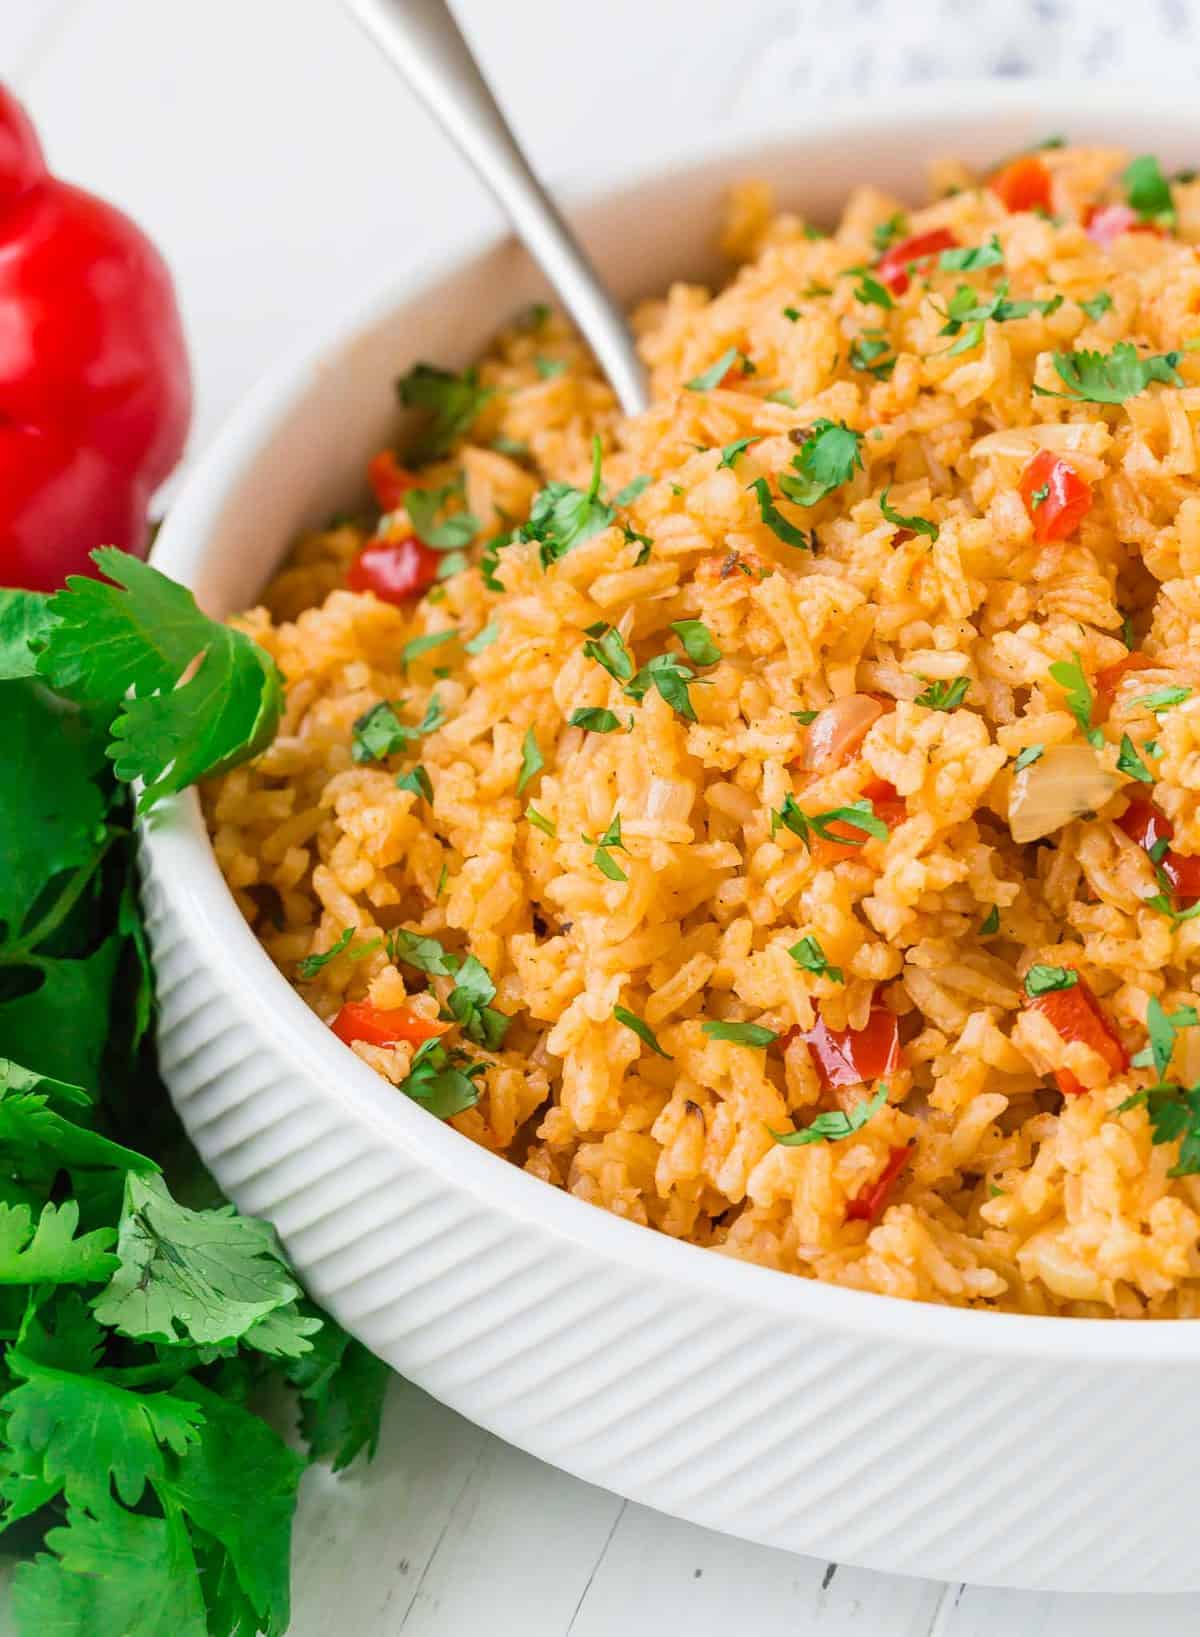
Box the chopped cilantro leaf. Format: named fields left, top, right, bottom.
left=769, top=1084, right=887, bottom=1146
left=1130, top=995, right=1199, bottom=1079
left=614, top=1005, right=673, bottom=1059
left=872, top=212, right=908, bottom=252
left=406, top=479, right=478, bottom=550
left=1117, top=733, right=1154, bottom=784
left=1024, top=964, right=1079, bottom=997
left=778, top=420, right=865, bottom=508
left=938, top=235, right=1004, bottom=272
left=788, top=935, right=844, bottom=983
left=849, top=334, right=897, bottom=380
left=702, top=1021, right=778, bottom=1047
left=937, top=281, right=1062, bottom=356
left=771, top=794, right=889, bottom=848
left=685, top=347, right=741, bottom=391
left=980, top=906, right=1000, bottom=936
left=782, top=305, right=801, bottom=322
left=464, top=621, right=500, bottom=654
left=1134, top=686, right=1191, bottom=714
left=526, top=805, right=556, bottom=836
left=583, top=623, right=635, bottom=683
left=915, top=676, right=970, bottom=711
left=1123, top=154, right=1176, bottom=227
left=880, top=487, right=938, bottom=540
left=613, top=474, right=651, bottom=507
left=792, top=709, right=819, bottom=725
left=534, top=355, right=567, bottom=380
left=1080, top=291, right=1113, bottom=322
left=717, top=436, right=761, bottom=470
left=296, top=929, right=355, bottom=979
left=625, top=652, right=706, bottom=721
left=517, top=727, right=543, bottom=794
left=398, top=1037, right=484, bottom=1119
left=1048, top=653, right=1102, bottom=747
left=1013, top=744, right=1045, bottom=772
left=397, top=362, right=492, bottom=460
left=569, top=707, right=621, bottom=733
left=852, top=273, right=894, bottom=310
left=1036, top=342, right=1183, bottom=404
left=396, top=764, right=434, bottom=802
left=767, top=389, right=798, bottom=407
left=519, top=434, right=614, bottom=569
left=585, top=812, right=629, bottom=881
left=401, top=629, right=458, bottom=667
left=670, top=619, right=721, bottom=666
left=1120, top=1079, right=1200, bottom=1176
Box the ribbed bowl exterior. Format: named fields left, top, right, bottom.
left=141, top=88, right=1200, bottom=1594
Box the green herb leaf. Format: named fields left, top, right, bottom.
left=387, top=927, right=459, bottom=977
left=778, top=419, right=865, bottom=507
left=1116, top=733, right=1154, bottom=784
left=526, top=804, right=556, bottom=836
left=569, top=707, right=621, bottom=733
left=37, top=549, right=284, bottom=812
left=1080, top=291, right=1113, bottom=321
left=517, top=727, right=544, bottom=794
left=613, top=474, right=651, bottom=506
left=296, top=928, right=355, bottom=979
left=396, top=764, right=434, bottom=801
left=1133, top=685, right=1192, bottom=714
left=701, top=1021, right=778, bottom=1047
left=1036, top=342, right=1183, bottom=404
left=401, top=629, right=458, bottom=667
left=1123, top=153, right=1175, bottom=227
left=625, top=652, right=704, bottom=721
left=1024, top=964, right=1079, bottom=997
left=1013, top=744, right=1045, bottom=772
left=980, top=906, right=1000, bottom=935
left=614, top=1005, right=673, bottom=1059
left=1048, top=653, right=1103, bottom=748
left=914, top=676, right=970, bottom=711
left=0, top=589, right=54, bottom=680
left=0, top=1201, right=117, bottom=1287
left=464, top=621, right=500, bottom=654
left=534, top=356, right=566, bottom=380
left=406, top=480, right=478, bottom=550
left=670, top=620, right=721, bottom=666
left=849, top=334, right=897, bottom=380
left=880, top=487, right=939, bottom=540
left=938, top=235, right=1004, bottom=271
left=769, top=1083, right=887, bottom=1146
left=717, top=436, right=761, bottom=470
left=852, top=273, right=894, bottom=310
left=585, top=812, right=629, bottom=881
left=398, top=1038, right=484, bottom=1119
left=872, top=212, right=908, bottom=253
left=685, top=347, right=741, bottom=391
left=1131, top=996, right=1199, bottom=1079
left=747, top=478, right=814, bottom=549
left=444, top=954, right=509, bottom=1050
left=771, top=794, right=889, bottom=848
left=787, top=935, right=844, bottom=983
left=583, top=623, right=635, bottom=683
left=520, top=435, right=615, bottom=569
left=397, top=362, right=493, bottom=460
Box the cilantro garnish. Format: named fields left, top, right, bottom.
left=34, top=549, right=283, bottom=813
left=851, top=272, right=895, bottom=310
left=625, top=651, right=707, bottom=721
left=937, top=235, right=1004, bottom=272
left=1131, top=995, right=1199, bottom=1079
left=613, top=474, right=651, bottom=506
left=1024, top=964, right=1079, bottom=997
left=792, top=709, right=819, bottom=725
left=937, top=281, right=1062, bottom=356
left=534, top=356, right=566, bottom=380
left=519, top=435, right=614, bottom=568
left=849, top=334, right=897, bottom=380
left=296, top=928, right=355, bottom=978
left=1123, top=154, right=1176, bottom=228
left=1036, top=342, right=1183, bottom=404
left=1080, top=291, right=1113, bottom=322
left=516, top=727, right=544, bottom=794
left=1116, top=734, right=1154, bottom=784
left=872, top=212, right=908, bottom=252
left=614, top=1005, right=673, bottom=1059
left=1133, top=686, right=1192, bottom=714
left=769, top=1083, right=887, bottom=1146
left=779, top=420, right=865, bottom=508
left=465, top=620, right=500, bottom=654
left=747, top=478, right=814, bottom=549
left=387, top=931, right=508, bottom=1048
left=396, top=764, right=434, bottom=801
left=585, top=813, right=628, bottom=881
left=406, top=478, right=478, bottom=550
left=569, top=707, right=621, bottom=733
left=788, top=935, right=844, bottom=983
left=880, top=487, right=938, bottom=540
left=526, top=804, right=556, bottom=836
left=980, top=906, right=1000, bottom=936
left=767, top=389, right=798, bottom=407
left=914, top=677, right=970, bottom=711
left=717, top=436, right=761, bottom=470
left=702, top=1021, right=778, bottom=1047
left=1048, top=653, right=1103, bottom=748
left=684, top=347, right=742, bottom=391
left=1013, top=744, right=1044, bottom=772
left=399, top=1037, right=485, bottom=1118
left=401, top=629, right=458, bottom=668
left=351, top=695, right=442, bottom=763
left=1029, top=481, right=1050, bottom=509
left=670, top=619, right=721, bottom=666
left=1120, top=1080, right=1200, bottom=1176
left=782, top=305, right=801, bottom=322
left=583, top=623, right=635, bottom=683
left=492, top=434, right=530, bottom=459
left=771, top=794, right=889, bottom=848
left=397, top=361, right=492, bottom=460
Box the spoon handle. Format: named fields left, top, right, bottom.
left=345, top=0, right=649, bottom=415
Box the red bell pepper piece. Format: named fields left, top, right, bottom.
left=332, top=1000, right=445, bottom=1050
left=989, top=155, right=1053, bottom=215
left=1026, top=974, right=1127, bottom=1097
left=367, top=450, right=418, bottom=512
left=876, top=228, right=959, bottom=295
left=1118, top=799, right=1200, bottom=905
left=0, top=86, right=191, bottom=591
left=805, top=1004, right=902, bottom=1091
left=1096, top=650, right=1155, bottom=706
left=1018, top=450, right=1093, bottom=544
left=845, top=1143, right=913, bottom=1223
left=348, top=536, right=441, bottom=603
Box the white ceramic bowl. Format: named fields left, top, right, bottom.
left=144, top=84, right=1200, bottom=1594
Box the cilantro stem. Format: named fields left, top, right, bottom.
left=0, top=835, right=119, bottom=959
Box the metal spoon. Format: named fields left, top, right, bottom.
left=344, top=0, right=649, bottom=415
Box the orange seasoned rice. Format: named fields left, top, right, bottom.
left=206, top=144, right=1200, bottom=1317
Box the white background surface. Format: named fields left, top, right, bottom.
left=5, top=2, right=1199, bottom=1632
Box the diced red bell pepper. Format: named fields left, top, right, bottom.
left=845, top=1142, right=913, bottom=1223
left=1096, top=650, right=1155, bottom=706
left=1026, top=974, right=1127, bottom=1096
left=1118, top=799, right=1200, bottom=904
left=876, top=228, right=959, bottom=295
left=805, top=1004, right=902, bottom=1091
left=332, top=1000, right=445, bottom=1050
left=989, top=155, right=1053, bottom=215
left=1084, top=203, right=1164, bottom=250
left=367, top=450, right=418, bottom=512
left=1018, top=450, right=1093, bottom=544
left=348, top=535, right=441, bottom=603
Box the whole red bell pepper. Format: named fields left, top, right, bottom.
left=0, top=85, right=191, bottom=591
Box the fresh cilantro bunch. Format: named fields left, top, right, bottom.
left=0, top=555, right=388, bottom=1635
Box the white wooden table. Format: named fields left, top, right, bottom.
left=7, top=2, right=1198, bottom=1631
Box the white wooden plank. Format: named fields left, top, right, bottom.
left=568, top=1502, right=946, bottom=1637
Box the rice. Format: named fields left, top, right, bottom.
left=206, top=144, right=1200, bottom=1317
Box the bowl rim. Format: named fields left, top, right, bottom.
left=149, top=77, right=1200, bottom=1361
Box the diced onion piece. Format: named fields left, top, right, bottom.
left=801, top=694, right=883, bottom=772
left=1007, top=744, right=1122, bottom=844
left=643, top=776, right=694, bottom=824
